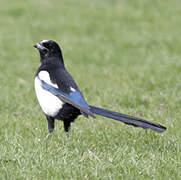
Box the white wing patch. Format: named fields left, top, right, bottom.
left=70, top=87, right=76, bottom=92
left=38, top=71, right=58, bottom=88
left=34, top=71, right=64, bottom=117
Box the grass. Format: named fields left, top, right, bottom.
left=0, top=0, right=181, bottom=179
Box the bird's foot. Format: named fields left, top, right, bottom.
left=66, top=132, right=69, bottom=138
left=43, top=133, right=52, bottom=143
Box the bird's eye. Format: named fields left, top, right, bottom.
left=42, top=43, right=49, bottom=49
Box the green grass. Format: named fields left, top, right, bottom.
left=0, top=0, right=181, bottom=179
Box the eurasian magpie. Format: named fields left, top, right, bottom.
left=33, top=40, right=166, bottom=138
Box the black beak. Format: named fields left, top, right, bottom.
left=33, top=44, right=38, bottom=48
left=33, top=43, right=49, bottom=51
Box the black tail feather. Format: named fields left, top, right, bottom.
left=89, top=106, right=166, bottom=133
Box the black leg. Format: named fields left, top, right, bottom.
left=63, top=120, right=71, bottom=138
left=46, top=116, right=55, bottom=134
left=43, top=116, right=55, bottom=142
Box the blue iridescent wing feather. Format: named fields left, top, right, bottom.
left=39, top=78, right=95, bottom=118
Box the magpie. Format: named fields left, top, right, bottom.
left=33, top=40, right=166, bottom=138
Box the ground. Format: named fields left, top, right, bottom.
left=0, top=0, right=180, bottom=179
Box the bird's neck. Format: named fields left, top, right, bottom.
left=40, top=56, right=65, bottom=69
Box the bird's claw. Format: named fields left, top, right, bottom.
left=43, top=133, right=52, bottom=143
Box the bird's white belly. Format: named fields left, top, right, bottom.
left=34, top=77, right=64, bottom=117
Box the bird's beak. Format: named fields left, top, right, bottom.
left=33, top=43, right=38, bottom=48
left=33, top=43, right=49, bottom=51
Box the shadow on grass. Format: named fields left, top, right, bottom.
left=0, top=159, right=17, bottom=164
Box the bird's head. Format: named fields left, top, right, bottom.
left=33, top=40, right=63, bottom=61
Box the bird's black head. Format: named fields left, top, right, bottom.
left=33, top=40, right=64, bottom=62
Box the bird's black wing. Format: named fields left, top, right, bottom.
left=39, top=77, right=95, bottom=118
left=49, top=69, right=80, bottom=93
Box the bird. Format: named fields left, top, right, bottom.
left=33, top=40, right=166, bottom=139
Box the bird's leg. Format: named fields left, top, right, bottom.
left=43, top=116, right=55, bottom=143
left=66, top=132, right=69, bottom=138
left=63, top=121, right=71, bottom=138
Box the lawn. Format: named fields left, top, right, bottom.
left=0, top=0, right=180, bottom=179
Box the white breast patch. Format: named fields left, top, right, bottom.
left=34, top=71, right=64, bottom=117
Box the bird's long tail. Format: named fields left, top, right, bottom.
left=89, top=106, right=166, bottom=133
